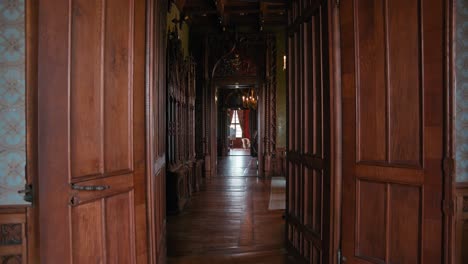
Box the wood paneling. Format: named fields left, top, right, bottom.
left=388, top=185, right=421, bottom=264
left=146, top=0, right=169, bottom=262
left=387, top=0, right=422, bottom=166
left=70, top=0, right=104, bottom=178
left=355, top=0, right=422, bottom=167
left=355, top=0, right=387, bottom=163
left=104, top=0, right=134, bottom=173
left=340, top=0, right=445, bottom=263
left=0, top=209, right=27, bottom=263
left=355, top=182, right=422, bottom=263
left=286, top=1, right=331, bottom=263
left=166, top=25, right=199, bottom=213
left=71, top=201, right=104, bottom=263
left=69, top=0, right=134, bottom=178
left=455, top=189, right=468, bottom=263
left=356, top=180, right=386, bottom=261
left=106, top=192, right=136, bottom=263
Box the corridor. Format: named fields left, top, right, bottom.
left=167, top=155, right=295, bottom=263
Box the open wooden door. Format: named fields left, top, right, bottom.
left=38, top=0, right=149, bottom=262
left=340, top=0, right=445, bottom=263
left=147, top=0, right=168, bottom=262
left=286, top=0, right=332, bottom=263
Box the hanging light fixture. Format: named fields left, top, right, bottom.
left=242, top=89, right=257, bottom=110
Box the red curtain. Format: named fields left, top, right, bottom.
left=242, top=110, right=250, bottom=139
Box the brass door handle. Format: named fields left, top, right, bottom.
left=71, top=184, right=110, bottom=191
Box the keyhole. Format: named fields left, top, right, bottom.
left=69, top=196, right=80, bottom=206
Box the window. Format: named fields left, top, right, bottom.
left=229, top=110, right=243, bottom=138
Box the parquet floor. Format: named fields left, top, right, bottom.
left=167, top=154, right=299, bottom=264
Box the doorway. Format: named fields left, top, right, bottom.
left=227, top=109, right=254, bottom=157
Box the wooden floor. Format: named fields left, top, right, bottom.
left=167, top=154, right=298, bottom=263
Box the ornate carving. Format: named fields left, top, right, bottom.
left=1, top=255, right=22, bottom=264
left=208, top=33, right=266, bottom=78
left=264, top=35, right=277, bottom=158
left=216, top=53, right=257, bottom=77
left=0, top=224, right=21, bottom=246
left=167, top=29, right=198, bottom=213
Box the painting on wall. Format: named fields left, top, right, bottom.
left=0, top=0, right=27, bottom=205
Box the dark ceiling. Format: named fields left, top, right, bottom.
left=179, top=0, right=288, bottom=31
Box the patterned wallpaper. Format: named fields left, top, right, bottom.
left=456, top=0, right=468, bottom=182
left=0, top=0, right=27, bottom=204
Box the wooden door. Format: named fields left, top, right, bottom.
left=147, top=0, right=168, bottom=262
left=340, top=0, right=445, bottom=263
left=286, top=0, right=331, bottom=263
left=38, top=0, right=148, bottom=262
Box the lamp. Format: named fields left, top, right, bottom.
left=242, top=89, right=257, bottom=110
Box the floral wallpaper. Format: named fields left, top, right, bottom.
left=0, top=0, right=27, bottom=205
left=456, top=0, right=468, bottom=182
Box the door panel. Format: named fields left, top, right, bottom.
left=147, top=0, right=168, bottom=262
left=70, top=0, right=104, bottom=178
left=340, top=0, right=444, bottom=263
left=286, top=1, right=331, bottom=263
left=38, top=0, right=146, bottom=262
left=70, top=0, right=134, bottom=179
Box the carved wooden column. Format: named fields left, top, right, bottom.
left=263, top=35, right=277, bottom=176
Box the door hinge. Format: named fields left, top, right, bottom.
left=338, top=248, right=346, bottom=264
left=18, top=184, right=33, bottom=204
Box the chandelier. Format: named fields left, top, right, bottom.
left=242, top=89, right=257, bottom=110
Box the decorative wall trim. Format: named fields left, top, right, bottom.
left=0, top=211, right=26, bottom=263
left=0, top=224, right=21, bottom=246
left=0, top=255, right=22, bottom=264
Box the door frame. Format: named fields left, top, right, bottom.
left=25, top=0, right=39, bottom=262
left=0, top=0, right=41, bottom=262
left=328, top=1, right=342, bottom=264
left=444, top=0, right=455, bottom=262
left=145, top=0, right=169, bottom=262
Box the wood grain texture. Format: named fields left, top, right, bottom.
left=340, top=0, right=445, bottom=263
left=356, top=180, right=386, bottom=262
left=25, top=0, right=39, bottom=261
left=70, top=0, right=104, bottom=178
left=71, top=201, right=104, bottom=263
left=355, top=0, right=387, bottom=163
left=286, top=1, right=331, bottom=263
left=387, top=0, right=422, bottom=166
left=167, top=155, right=301, bottom=264
left=38, top=0, right=146, bottom=262
left=104, top=0, right=134, bottom=173
left=106, top=192, right=136, bottom=264
left=146, top=0, right=168, bottom=262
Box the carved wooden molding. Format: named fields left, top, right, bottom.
left=167, top=30, right=197, bottom=166
left=0, top=255, right=22, bottom=264
left=0, top=224, right=21, bottom=246
left=265, top=35, right=277, bottom=156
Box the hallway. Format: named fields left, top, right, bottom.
left=167, top=155, right=294, bottom=263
